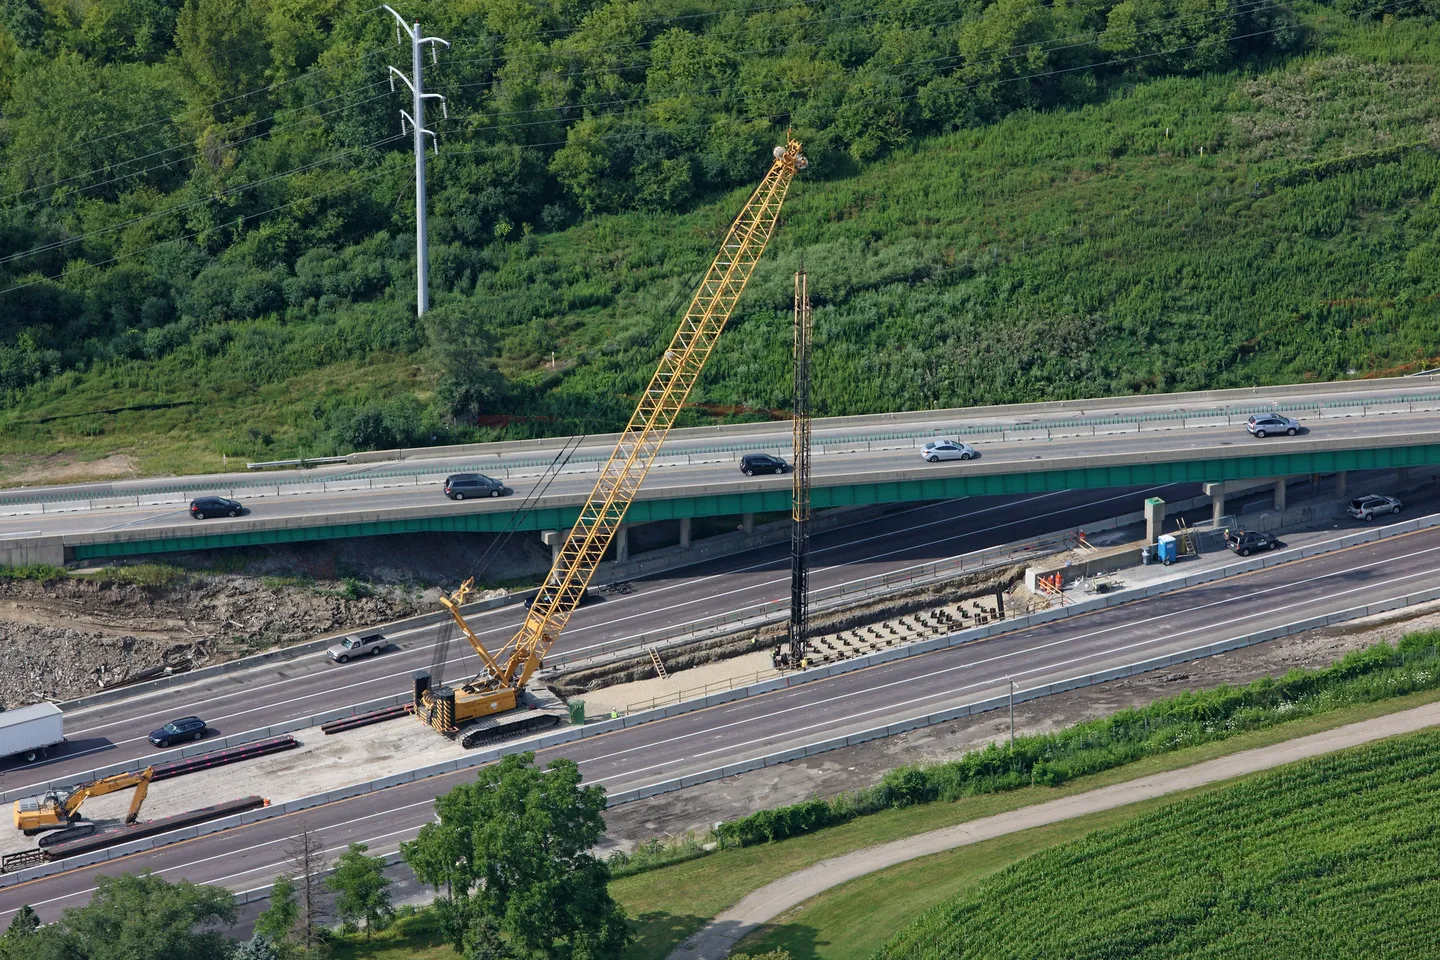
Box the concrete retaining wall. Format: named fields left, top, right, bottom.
left=0, top=536, right=64, bottom=568
left=1025, top=544, right=1147, bottom=592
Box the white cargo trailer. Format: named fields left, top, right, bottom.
left=0, top=702, right=64, bottom=763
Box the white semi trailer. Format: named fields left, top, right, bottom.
left=0, top=703, right=64, bottom=764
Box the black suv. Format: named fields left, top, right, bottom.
left=149, top=716, right=207, bottom=747
left=444, top=474, right=511, bottom=500
left=1224, top=530, right=1279, bottom=556
left=740, top=454, right=788, bottom=477
left=189, top=496, right=242, bottom=519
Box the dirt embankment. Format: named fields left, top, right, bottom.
left=0, top=574, right=428, bottom=707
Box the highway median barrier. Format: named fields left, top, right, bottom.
left=9, top=511, right=1440, bottom=888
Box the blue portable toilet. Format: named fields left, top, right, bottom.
left=1156, top=534, right=1178, bottom=565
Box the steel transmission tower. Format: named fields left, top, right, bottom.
left=785, top=268, right=813, bottom=667
left=381, top=5, right=449, bottom=316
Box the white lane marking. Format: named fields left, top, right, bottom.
left=9, top=494, right=1017, bottom=781
left=13, top=484, right=1181, bottom=796
left=3, top=533, right=1429, bottom=912
left=58, top=489, right=1106, bottom=737
left=0, top=805, right=433, bottom=917
left=578, top=542, right=1440, bottom=776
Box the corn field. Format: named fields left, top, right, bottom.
left=878, top=727, right=1440, bottom=959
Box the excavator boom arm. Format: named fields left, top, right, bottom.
left=492, top=140, right=808, bottom=688
left=60, top=766, right=155, bottom=820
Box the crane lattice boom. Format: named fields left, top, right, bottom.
left=416, top=140, right=805, bottom=733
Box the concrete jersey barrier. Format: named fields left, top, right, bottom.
left=4, top=510, right=1436, bottom=888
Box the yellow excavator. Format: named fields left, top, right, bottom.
left=415, top=139, right=808, bottom=742
left=13, top=766, right=154, bottom=837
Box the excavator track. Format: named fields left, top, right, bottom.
left=37, top=822, right=96, bottom=847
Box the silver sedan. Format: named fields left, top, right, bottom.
left=920, top=439, right=976, bottom=462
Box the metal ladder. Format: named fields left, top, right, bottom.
left=1175, top=518, right=1200, bottom=557
left=648, top=647, right=668, bottom=679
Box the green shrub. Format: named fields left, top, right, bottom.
left=0, top=564, right=66, bottom=582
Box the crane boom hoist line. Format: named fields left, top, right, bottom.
left=416, top=139, right=808, bottom=736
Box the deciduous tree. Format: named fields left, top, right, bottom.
left=402, top=753, right=630, bottom=960
left=324, top=843, right=392, bottom=939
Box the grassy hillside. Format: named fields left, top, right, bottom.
left=3, top=9, right=1439, bottom=482
left=876, top=726, right=1440, bottom=960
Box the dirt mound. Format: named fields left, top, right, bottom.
left=0, top=573, right=426, bottom=707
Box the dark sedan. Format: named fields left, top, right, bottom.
left=148, top=716, right=208, bottom=747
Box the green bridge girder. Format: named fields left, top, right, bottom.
left=69, top=441, right=1440, bottom=561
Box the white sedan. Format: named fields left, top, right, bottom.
left=920, top=439, right=976, bottom=462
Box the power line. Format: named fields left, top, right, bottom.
left=3, top=0, right=1286, bottom=214
left=0, top=0, right=834, bottom=177
left=1, top=0, right=1389, bottom=295
left=0, top=83, right=395, bottom=213
left=0, top=135, right=403, bottom=268
left=1, top=49, right=389, bottom=176
left=0, top=165, right=399, bottom=297
left=436, top=0, right=969, bottom=72
left=410, top=0, right=1300, bottom=141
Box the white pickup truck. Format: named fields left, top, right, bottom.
left=325, top=631, right=388, bottom=664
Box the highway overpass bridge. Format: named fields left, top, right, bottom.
left=4, top=376, right=1440, bottom=565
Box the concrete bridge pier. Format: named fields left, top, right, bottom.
left=541, top=529, right=565, bottom=563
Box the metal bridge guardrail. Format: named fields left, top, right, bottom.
left=7, top=388, right=1440, bottom=513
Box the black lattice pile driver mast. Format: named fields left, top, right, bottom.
left=414, top=140, right=808, bottom=737
left=784, top=269, right=813, bottom=667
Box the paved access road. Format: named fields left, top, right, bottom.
left=5, top=519, right=1440, bottom=922
left=0, top=484, right=1195, bottom=796
left=3, top=377, right=1439, bottom=538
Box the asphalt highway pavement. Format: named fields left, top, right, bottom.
left=3, top=391, right=1438, bottom=538
left=0, top=483, right=1198, bottom=796
left=6, top=518, right=1440, bottom=921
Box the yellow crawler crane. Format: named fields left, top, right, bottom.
left=416, top=139, right=808, bottom=739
